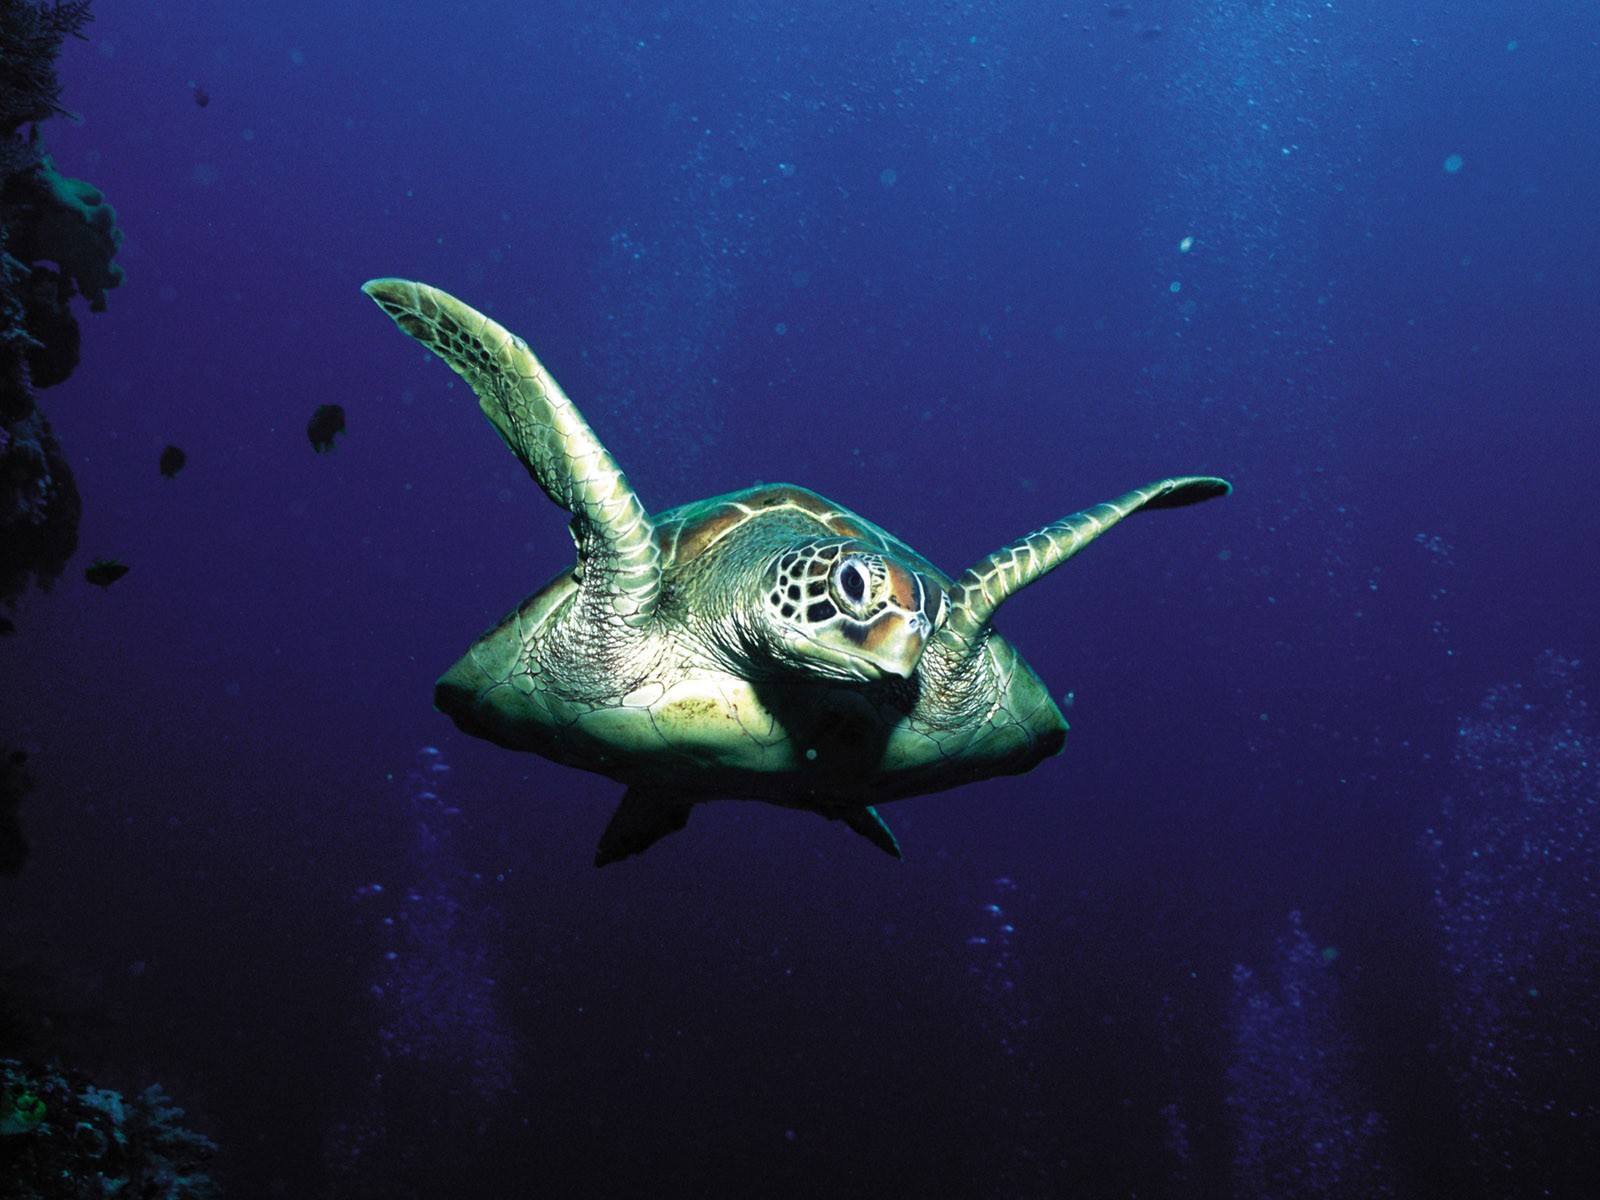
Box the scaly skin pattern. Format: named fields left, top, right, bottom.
left=936, top=475, right=1233, bottom=654
left=365, top=279, right=1231, bottom=858
left=362, top=278, right=661, bottom=629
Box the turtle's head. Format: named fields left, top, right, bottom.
left=758, top=541, right=945, bottom=682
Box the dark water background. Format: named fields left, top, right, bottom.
left=3, top=1, right=1598, bottom=1196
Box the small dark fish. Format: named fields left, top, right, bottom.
left=192, top=84, right=210, bottom=108
left=0, top=617, right=14, bottom=636
left=159, top=444, right=187, bottom=478
left=85, top=559, right=130, bottom=590
left=307, top=404, right=346, bottom=453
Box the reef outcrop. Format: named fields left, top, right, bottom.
left=1, top=0, right=121, bottom=606
left=2, top=1058, right=219, bottom=1198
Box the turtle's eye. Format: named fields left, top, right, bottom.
left=833, top=557, right=870, bottom=614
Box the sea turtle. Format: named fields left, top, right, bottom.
left=363, top=279, right=1230, bottom=866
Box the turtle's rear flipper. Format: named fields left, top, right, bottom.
left=838, top=805, right=903, bottom=860
left=595, top=789, right=694, bottom=866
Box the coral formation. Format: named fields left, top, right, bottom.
left=7, top=155, right=126, bottom=314
left=1, top=0, right=118, bottom=605
left=0, top=405, right=79, bottom=600
left=1, top=1059, right=219, bottom=1199
left=0, top=2, right=90, bottom=136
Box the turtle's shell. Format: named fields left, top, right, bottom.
left=435, top=481, right=1057, bottom=805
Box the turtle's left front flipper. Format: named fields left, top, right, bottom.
left=938, top=475, right=1231, bottom=654
left=363, top=279, right=660, bottom=629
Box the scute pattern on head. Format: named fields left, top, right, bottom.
left=654, top=483, right=951, bottom=587
left=769, top=542, right=849, bottom=625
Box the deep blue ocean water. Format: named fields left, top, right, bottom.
left=3, top=1, right=1598, bottom=1196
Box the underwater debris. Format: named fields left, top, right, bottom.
left=307, top=403, right=346, bottom=453
left=84, top=558, right=128, bottom=589
left=159, top=444, right=186, bottom=478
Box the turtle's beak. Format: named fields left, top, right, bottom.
left=846, top=609, right=931, bottom=681
left=881, top=612, right=932, bottom=678
left=858, top=562, right=938, bottom=679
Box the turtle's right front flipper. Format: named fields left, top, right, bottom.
left=363, top=279, right=660, bottom=628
